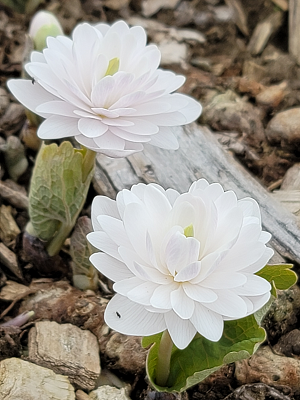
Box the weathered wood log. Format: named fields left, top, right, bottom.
left=289, top=0, right=300, bottom=65
left=94, top=124, right=300, bottom=265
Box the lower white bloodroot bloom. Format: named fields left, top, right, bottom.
left=88, top=179, right=273, bottom=349
left=8, top=20, right=201, bottom=157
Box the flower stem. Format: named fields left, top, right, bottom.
left=155, top=330, right=174, bottom=387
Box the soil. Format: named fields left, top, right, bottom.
left=1, top=0, right=300, bottom=399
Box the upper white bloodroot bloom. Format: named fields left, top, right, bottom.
left=8, top=20, right=202, bottom=157
left=88, top=179, right=273, bottom=350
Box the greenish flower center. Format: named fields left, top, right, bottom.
left=105, top=57, right=120, bottom=76
left=184, top=224, right=194, bottom=238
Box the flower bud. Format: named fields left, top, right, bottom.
left=29, top=11, right=63, bottom=52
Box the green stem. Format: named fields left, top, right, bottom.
left=46, top=223, right=73, bottom=257
left=81, top=147, right=96, bottom=182
left=155, top=330, right=174, bottom=387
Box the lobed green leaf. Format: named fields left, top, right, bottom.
left=143, top=315, right=265, bottom=392
left=28, top=142, right=94, bottom=244
left=256, top=264, right=297, bottom=291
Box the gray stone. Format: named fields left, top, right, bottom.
left=266, top=108, right=300, bottom=145
left=28, top=321, right=101, bottom=391
left=141, top=0, right=181, bottom=17
left=89, top=386, right=131, bottom=400
left=235, top=346, right=300, bottom=389
left=0, top=358, right=75, bottom=400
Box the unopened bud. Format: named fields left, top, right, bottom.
left=29, top=11, right=63, bottom=52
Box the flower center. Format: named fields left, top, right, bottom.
left=105, top=57, right=120, bottom=76
left=184, top=224, right=194, bottom=238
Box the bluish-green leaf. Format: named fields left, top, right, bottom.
left=143, top=315, right=265, bottom=392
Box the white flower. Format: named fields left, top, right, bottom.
left=8, top=20, right=201, bottom=158
left=88, top=179, right=273, bottom=350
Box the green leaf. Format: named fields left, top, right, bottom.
left=28, top=142, right=95, bottom=255
left=143, top=315, right=266, bottom=392
left=256, top=264, right=297, bottom=291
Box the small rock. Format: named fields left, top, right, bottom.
left=266, top=108, right=300, bottom=145
left=273, top=329, right=300, bottom=357
left=0, top=103, right=25, bottom=137
left=191, top=57, right=212, bottom=72
left=76, top=390, right=90, bottom=400
left=202, top=90, right=265, bottom=147
left=102, top=0, right=130, bottom=10
left=102, top=332, right=147, bottom=375
left=243, top=60, right=267, bottom=82
left=89, top=386, right=131, bottom=400
left=0, top=326, right=22, bottom=360
left=141, top=0, right=181, bottom=17
left=0, top=242, right=23, bottom=280
left=0, top=280, right=28, bottom=301
left=235, top=346, right=300, bottom=389
left=224, top=383, right=291, bottom=400
left=0, top=180, right=28, bottom=209
left=0, top=204, right=20, bottom=244
left=157, top=40, right=188, bottom=66
left=281, top=163, right=300, bottom=190
left=256, top=82, right=287, bottom=109
left=0, top=357, right=75, bottom=400
left=238, top=77, right=264, bottom=97
left=248, top=11, right=283, bottom=56
left=0, top=88, right=9, bottom=117
left=28, top=321, right=101, bottom=391
left=263, top=285, right=300, bottom=343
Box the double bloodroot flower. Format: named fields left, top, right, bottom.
left=8, top=20, right=201, bottom=157
left=88, top=179, right=273, bottom=349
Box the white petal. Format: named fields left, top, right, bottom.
left=243, top=247, right=274, bottom=273
left=7, top=79, right=58, bottom=116
left=171, top=285, right=195, bottom=319
left=150, top=282, right=178, bottom=309
left=104, top=294, right=166, bottom=336
left=233, top=274, right=271, bottom=296
left=148, top=127, right=179, bottom=150
left=89, top=252, right=133, bottom=281
left=91, top=196, right=120, bottom=231
left=87, top=231, right=121, bottom=261
left=204, top=290, right=248, bottom=318
left=190, top=303, right=224, bottom=341
left=127, top=281, right=159, bottom=305
left=183, top=282, right=218, bottom=303
left=178, top=96, right=202, bottom=124
left=174, top=261, right=201, bottom=282
left=123, top=202, right=150, bottom=261
left=200, top=272, right=247, bottom=289
left=78, top=118, right=108, bottom=138
left=94, top=132, right=126, bottom=150
left=96, top=215, right=129, bottom=247
left=113, top=276, right=143, bottom=296
left=36, top=100, right=77, bottom=117
left=38, top=115, right=80, bottom=139
left=164, top=311, right=197, bottom=350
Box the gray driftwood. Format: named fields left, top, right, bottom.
left=289, top=0, right=300, bottom=65
left=94, top=124, right=300, bottom=265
